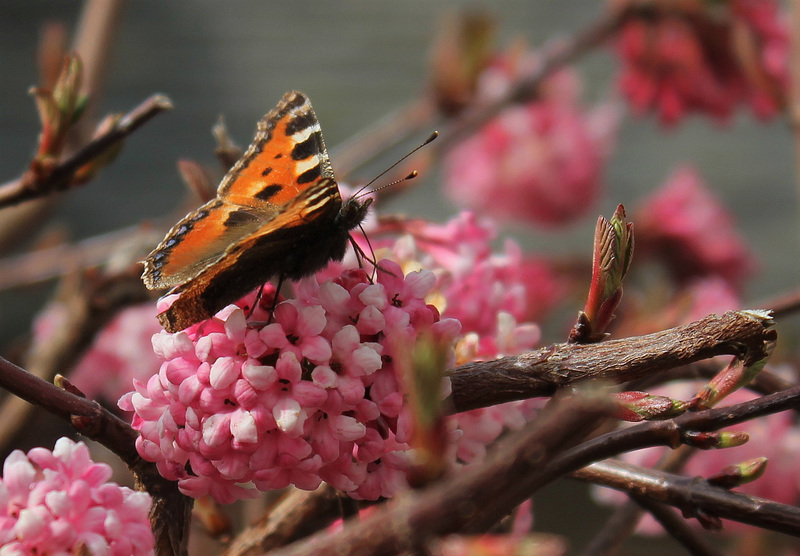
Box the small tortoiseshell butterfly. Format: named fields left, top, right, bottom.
left=142, top=91, right=372, bottom=332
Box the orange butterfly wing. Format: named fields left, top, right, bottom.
left=154, top=178, right=351, bottom=332
left=142, top=91, right=336, bottom=291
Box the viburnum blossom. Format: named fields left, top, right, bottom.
left=614, top=0, right=788, bottom=125
left=443, top=49, right=619, bottom=227
left=635, top=165, right=754, bottom=289
left=0, top=438, right=154, bottom=555
left=120, top=262, right=461, bottom=503
left=372, top=213, right=549, bottom=463
left=375, top=212, right=561, bottom=333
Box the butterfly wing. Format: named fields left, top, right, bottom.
left=142, top=90, right=333, bottom=291
left=157, top=178, right=347, bottom=332
left=217, top=90, right=335, bottom=208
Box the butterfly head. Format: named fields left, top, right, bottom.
left=337, top=196, right=373, bottom=231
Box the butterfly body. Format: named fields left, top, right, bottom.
left=142, top=91, right=370, bottom=333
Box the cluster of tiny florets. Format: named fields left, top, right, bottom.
left=0, top=438, right=154, bottom=555
left=120, top=261, right=460, bottom=502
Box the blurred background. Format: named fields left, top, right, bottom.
left=0, top=2, right=798, bottom=553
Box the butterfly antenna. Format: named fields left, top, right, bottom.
left=353, top=131, right=439, bottom=198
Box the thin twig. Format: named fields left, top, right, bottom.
left=222, top=485, right=340, bottom=556
left=434, top=8, right=625, bottom=155
left=629, top=495, right=724, bottom=556
left=579, top=446, right=697, bottom=556
left=0, top=94, right=172, bottom=209
left=575, top=459, right=800, bottom=538
left=449, top=310, right=776, bottom=412
left=0, top=225, right=161, bottom=290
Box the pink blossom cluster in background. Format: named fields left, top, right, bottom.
left=614, top=0, right=788, bottom=125
left=635, top=165, right=754, bottom=289
left=443, top=50, right=619, bottom=227
left=0, top=438, right=154, bottom=555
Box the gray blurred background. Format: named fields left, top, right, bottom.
left=0, top=2, right=797, bottom=552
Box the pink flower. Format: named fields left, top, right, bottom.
left=443, top=52, right=619, bottom=227
left=0, top=438, right=154, bottom=555
left=33, top=303, right=163, bottom=404
left=121, top=262, right=460, bottom=503
left=377, top=212, right=560, bottom=335
left=614, top=0, right=788, bottom=125
left=635, top=166, right=754, bottom=289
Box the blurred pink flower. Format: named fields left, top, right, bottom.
left=372, top=213, right=551, bottom=465
left=378, top=212, right=561, bottom=334
left=0, top=438, right=154, bottom=555
left=443, top=51, right=619, bottom=227
left=32, top=302, right=162, bottom=406
left=73, top=304, right=163, bottom=403
left=120, top=262, right=460, bottom=503
left=614, top=0, right=788, bottom=125
left=635, top=166, right=754, bottom=289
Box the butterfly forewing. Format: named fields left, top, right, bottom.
left=217, top=91, right=334, bottom=208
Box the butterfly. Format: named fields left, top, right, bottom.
left=142, top=91, right=372, bottom=333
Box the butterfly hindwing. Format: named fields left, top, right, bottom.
left=141, top=198, right=273, bottom=290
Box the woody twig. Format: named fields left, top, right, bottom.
left=0, top=93, right=172, bottom=210
left=449, top=310, right=776, bottom=413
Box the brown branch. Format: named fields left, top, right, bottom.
left=266, top=391, right=612, bottom=556
left=263, top=384, right=800, bottom=555
left=222, top=486, right=340, bottom=556
left=758, top=286, right=800, bottom=319
left=0, top=94, right=172, bottom=209
left=449, top=310, right=776, bottom=412
left=575, top=459, right=800, bottom=538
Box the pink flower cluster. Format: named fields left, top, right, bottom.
left=378, top=212, right=560, bottom=335
left=374, top=213, right=549, bottom=462
left=635, top=166, right=754, bottom=289
left=0, top=438, right=154, bottom=555
left=443, top=51, right=619, bottom=227
left=120, top=262, right=461, bottom=503
left=615, top=0, right=788, bottom=125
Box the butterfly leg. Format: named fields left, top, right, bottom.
left=246, top=283, right=266, bottom=319
left=266, top=273, right=286, bottom=324
left=348, top=231, right=395, bottom=283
